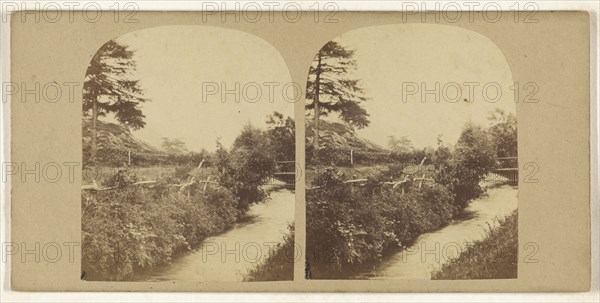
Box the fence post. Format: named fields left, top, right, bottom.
left=350, top=149, right=354, bottom=166
left=203, top=176, right=211, bottom=194
left=128, top=150, right=131, bottom=166
left=418, top=173, right=425, bottom=189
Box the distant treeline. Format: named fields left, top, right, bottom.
left=83, top=112, right=295, bottom=168
left=307, top=108, right=517, bottom=168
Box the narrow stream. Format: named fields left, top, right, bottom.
left=136, top=189, right=295, bottom=282
left=354, top=184, right=518, bottom=280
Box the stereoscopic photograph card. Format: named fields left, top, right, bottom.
left=5, top=10, right=592, bottom=292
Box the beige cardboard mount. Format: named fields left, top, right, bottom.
left=9, top=11, right=590, bottom=292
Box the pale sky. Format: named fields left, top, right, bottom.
left=102, top=26, right=293, bottom=152
left=325, top=24, right=516, bottom=149
left=96, top=24, right=515, bottom=152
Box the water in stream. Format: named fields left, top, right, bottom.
left=354, top=184, right=518, bottom=280
left=136, top=189, right=295, bottom=282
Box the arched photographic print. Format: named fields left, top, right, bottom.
left=305, top=24, right=518, bottom=280
left=81, top=26, right=295, bottom=282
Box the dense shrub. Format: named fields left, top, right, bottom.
left=172, top=163, right=196, bottom=181
left=103, top=167, right=138, bottom=188
left=216, top=125, right=274, bottom=211
left=434, top=123, right=497, bottom=210
left=266, top=112, right=295, bottom=161
left=487, top=109, right=518, bottom=158
left=306, top=167, right=455, bottom=276
left=383, top=182, right=455, bottom=244
left=82, top=168, right=239, bottom=281
left=306, top=168, right=396, bottom=269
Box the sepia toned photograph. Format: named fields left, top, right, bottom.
left=5, top=6, right=593, bottom=296
left=80, top=26, right=296, bottom=282
left=305, top=24, right=519, bottom=280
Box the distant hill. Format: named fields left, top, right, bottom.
left=82, top=117, right=161, bottom=155
left=82, top=118, right=210, bottom=168
left=306, top=119, right=384, bottom=152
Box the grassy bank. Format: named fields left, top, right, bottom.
left=244, top=226, right=295, bottom=281
left=432, top=211, right=518, bottom=280
left=81, top=169, right=240, bottom=281
left=82, top=158, right=263, bottom=280
left=306, top=166, right=457, bottom=278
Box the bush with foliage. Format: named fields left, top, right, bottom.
left=266, top=112, right=295, bottom=161
left=306, top=168, right=396, bottom=270
left=82, top=168, right=239, bottom=281
left=434, top=123, right=497, bottom=210
left=215, top=124, right=275, bottom=211
left=383, top=182, right=455, bottom=244
left=306, top=167, right=455, bottom=277
left=103, top=167, right=139, bottom=188
left=487, top=109, right=518, bottom=158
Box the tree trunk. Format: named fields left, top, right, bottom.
left=313, top=52, right=322, bottom=150
left=91, top=97, right=98, bottom=166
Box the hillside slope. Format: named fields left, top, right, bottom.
left=82, top=117, right=161, bottom=154
left=306, top=119, right=383, bottom=152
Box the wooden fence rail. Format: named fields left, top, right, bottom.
left=307, top=157, right=433, bottom=193
left=82, top=177, right=219, bottom=194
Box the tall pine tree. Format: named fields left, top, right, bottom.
left=83, top=40, right=149, bottom=165
left=306, top=41, right=369, bottom=149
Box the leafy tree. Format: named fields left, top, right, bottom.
left=487, top=109, right=518, bottom=158
left=266, top=112, right=295, bottom=161
left=232, top=123, right=269, bottom=151
left=388, top=136, right=414, bottom=153
left=432, top=135, right=452, bottom=168
left=436, top=122, right=497, bottom=210
left=306, top=41, right=369, bottom=149
left=83, top=40, right=149, bottom=165
left=217, top=124, right=274, bottom=211
left=161, top=137, right=188, bottom=154
left=214, top=139, right=231, bottom=175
